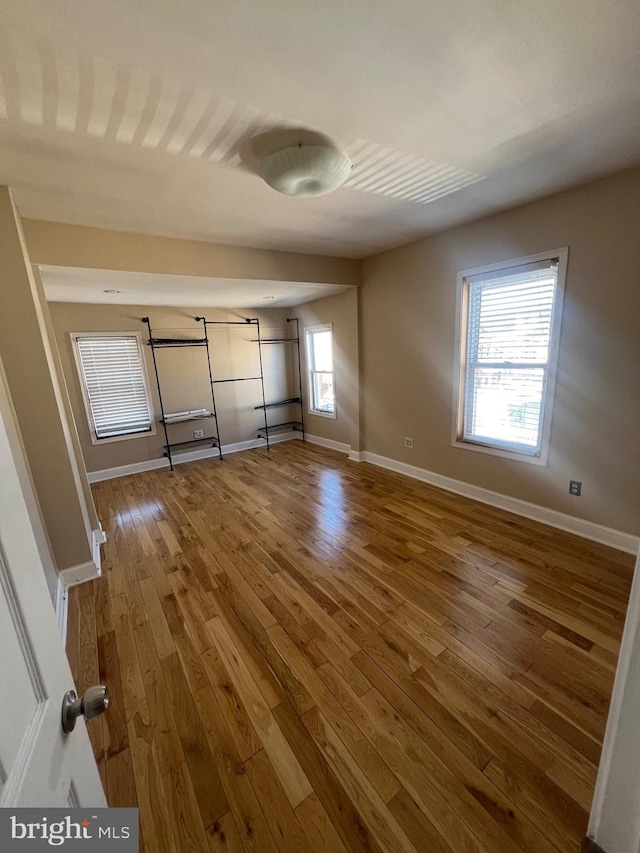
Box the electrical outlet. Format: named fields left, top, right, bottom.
left=194, top=428, right=204, bottom=439
left=569, top=480, right=582, bottom=496
left=404, top=437, right=414, bottom=449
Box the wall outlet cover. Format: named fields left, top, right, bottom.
left=194, top=428, right=204, bottom=439
left=404, top=437, right=414, bottom=449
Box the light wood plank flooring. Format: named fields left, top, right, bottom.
left=67, top=441, right=634, bottom=853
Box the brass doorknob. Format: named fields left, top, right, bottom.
left=61, top=685, right=109, bottom=733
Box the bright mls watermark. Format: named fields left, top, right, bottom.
left=0, top=809, right=138, bottom=850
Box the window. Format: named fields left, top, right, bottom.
left=71, top=332, right=155, bottom=444
left=305, top=324, right=336, bottom=417
left=453, top=249, right=567, bottom=464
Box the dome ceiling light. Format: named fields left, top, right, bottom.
left=259, top=144, right=352, bottom=197
left=241, top=129, right=352, bottom=199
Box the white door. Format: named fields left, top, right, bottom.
left=0, top=365, right=106, bottom=807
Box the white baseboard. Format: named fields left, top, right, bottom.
left=230, top=432, right=300, bottom=452
left=88, top=457, right=168, bottom=482
left=87, top=432, right=300, bottom=483
left=55, top=560, right=99, bottom=645
left=348, top=450, right=364, bottom=462
left=362, top=451, right=639, bottom=554
left=92, top=526, right=106, bottom=574
left=305, top=433, right=351, bottom=454
left=54, top=526, right=106, bottom=642
left=59, top=559, right=101, bottom=589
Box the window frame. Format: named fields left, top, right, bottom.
left=304, top=323, right=337, bottom=419
left=452, top=247, right=568, bottom=466
left=70, top=331, right=156, bottom=445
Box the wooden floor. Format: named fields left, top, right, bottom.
left=67, top=441, right=634, bottom=853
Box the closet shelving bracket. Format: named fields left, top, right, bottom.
left=254, top=317, right=305, bottom=443
left=142, top=316, right=222, bottom=470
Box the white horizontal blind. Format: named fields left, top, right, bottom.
left=75, top=335, right=153, bottom=439
left=462, top=259, right=558, bottom=454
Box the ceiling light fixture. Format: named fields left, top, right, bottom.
left=259, top=144, right=351, bottom=197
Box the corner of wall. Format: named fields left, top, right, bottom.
left=55, top=526, right=106, bottom=642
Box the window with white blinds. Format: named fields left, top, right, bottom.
left=455, top=251, right=567, bottom=463
left=71, top=333, right=154, bottom=443
left=305, top=325, right=336, bottom=417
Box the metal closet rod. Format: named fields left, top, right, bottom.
left=195, top=317, right=258, bottom=325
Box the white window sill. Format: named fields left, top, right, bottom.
left=452, top=438, right=548, bottom=466
left=308, top=408, right=337, bottom=420
left=90, top=427, right=156, bottom=446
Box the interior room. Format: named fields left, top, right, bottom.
left=1, top=2, right=639, bottom=852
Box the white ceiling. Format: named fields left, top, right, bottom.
left=39, top=266, right=351, bottom=308
left=1, top=0, right=640, bottom=258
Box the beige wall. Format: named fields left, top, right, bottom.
left=23, top=215, right=361, bottom=474
left=362, top=167, right=640, bottom=535
left=15, top=165, right=640, bottom=539
left=296, top=288, right=360, bottom=451
left=31, top=268, right=99, bottom=533
left=24, top=220, right=361, bottom=286
left=49, top=302, right=304, bottom=473
left=0, top=187, right=94, bottom=581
